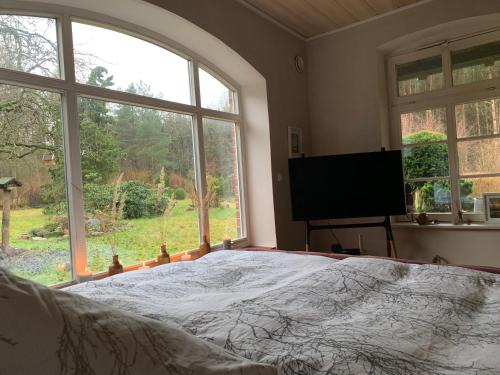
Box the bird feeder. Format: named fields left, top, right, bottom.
left=41, top=152, right=56, bottom=166
left=0, top=177, right=22, bottom=255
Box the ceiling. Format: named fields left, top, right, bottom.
left=241, top=0, right=424, bottom=39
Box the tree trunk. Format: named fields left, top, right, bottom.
left=1, top=190, right=12, bottom=255
left=489, top=70, right=498, bottom=134
left=491, top=99, right=497, bottom=135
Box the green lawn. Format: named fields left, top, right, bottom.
left=3, top=199, right=238, bottom=285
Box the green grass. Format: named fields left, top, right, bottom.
left=4, top=199, right=238, bottom=284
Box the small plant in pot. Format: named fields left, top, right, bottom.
left=157, top=188, right=176, bottom=265
left=108, top=239, right=123, bottom=275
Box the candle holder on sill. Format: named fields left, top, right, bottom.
left=78, top=266, right=93, bottom=282
left=222, top=235, right=232, bottom=250
left=157, top=244, right=170, bottom=264
left=180, top=251, right=192, bottom=261
left=109, top=254, right=124, bottom=276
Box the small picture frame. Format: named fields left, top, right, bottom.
left=484, top=193, right=500, bottom=223
left=288, top=126, right=303, bottom=158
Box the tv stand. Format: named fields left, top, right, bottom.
left=304, top=216, right=397, bottom=258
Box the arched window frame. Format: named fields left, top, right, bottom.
left=0, top=3, right=248, bottom=283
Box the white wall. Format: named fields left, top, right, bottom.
left=307, top=0, right=500, bottom=267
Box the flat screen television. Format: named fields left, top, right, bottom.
left=288, top=150, right=406, bottom=221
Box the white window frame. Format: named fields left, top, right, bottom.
left=0, top=4, right=248, bottom=283
left=388, top=30, right=500, bottom=223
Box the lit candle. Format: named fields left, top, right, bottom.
left=78, top=265, right=93, bottom=282
left=181, top=251, right=192, bottom=261
left=138, top=261, right=150, bottom=270
left=223, top=234, right=232, bottom=250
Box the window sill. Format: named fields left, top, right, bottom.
left=393, top=222, right=500, bottom=230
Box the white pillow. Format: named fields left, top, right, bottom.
left=0, top=268, right=276, bottom=375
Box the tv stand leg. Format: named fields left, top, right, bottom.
left=384, top=216, right=397, bottom=258
left=387, top=239, right=397, bottom=258
left=305, top=221, right=310, bottom=252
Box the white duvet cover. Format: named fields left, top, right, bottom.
left=0, top=264, right=275, bottom=375
left=66, top=250, right=500, bottom=374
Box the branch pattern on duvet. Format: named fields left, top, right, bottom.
left=67, top=250, right=500, bottom=375
left=0, top=266, right=276, bottom=375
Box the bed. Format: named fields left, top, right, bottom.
left=64, top=249, right=500, bottom=374
left=2, top=249, right=500, bottom=374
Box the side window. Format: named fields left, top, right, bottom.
left=400, top=108, right=451, bottom=213
left=389, top=33, right=500, bottom=221
left=396, top=55, right=443, bottom=97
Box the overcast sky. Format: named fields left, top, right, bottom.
left=72, top=21, right=229, bottom=109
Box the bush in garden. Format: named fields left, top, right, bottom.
left=174, top=187, right=186, bottom=200
left=119, top=180, right=157, bottom=219
left=169, top=173, right=185, bottom=188
left=403, top=131, right=473, bottom=212
left=402, top=131, right=448, bottom=180
left=42, top=201, right=67, bottom=215
left=84, top=183, right=113, bottom=212
left=207, top=175, right=225, bottom=208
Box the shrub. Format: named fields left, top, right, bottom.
left=402, top=131, right=448, bottom=180
left=207, top=175, right=224, bottom=208
left=169, top=173, right=185, bottom=188
left=174, top=187, right=186, bottom=200
left=403, top=130, right=474, bottom=212
left=119, top=180, right=156, bottom=219
left=42, top=201, right=67, bottom=215
left=84, top=183, right=113, bottom=213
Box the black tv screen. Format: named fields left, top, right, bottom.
left=288, top=150, right=406, bottom=221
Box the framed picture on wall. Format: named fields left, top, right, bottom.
left=484, top=193, right=500, bottom=223
left=288, top=126, right=303, bottom=158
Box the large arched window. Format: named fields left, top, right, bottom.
left=0, top=10, right=245, bottom=285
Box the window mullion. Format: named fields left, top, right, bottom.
left=192, top=60, right=209, bottom=243
left=234, top=122, right=247, bottom=239
left=60, top=14, right=76, bottom=83
left=446, top=103, right=461, bottom=220
left=62, top=90, right=87, bottom=280
left=60, top=14, right=87, bottom=279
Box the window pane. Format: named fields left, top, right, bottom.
left=452, top=40, right=500, bottom=86
left=0, top=15, right=60, bottom=78
left=0, top=84, right=71, bottom=285
left=78, top=98, right=197, bottom=272
left=72, top=22, right=191, bottom=104
left=455, top=98, right=500, bottom=138
left=396, top=56, right=443, bottom=96
left=400, top=108, right=447, bottom=145
left=199, top=67, right=237, bottom=113
left=405, top=180, right=451, bottom=213
left=403, top=144, right=449, bottom=179
left=203, top=118, right=242, bottom=244
left=459, top=177, right=500, bottom=213
left=458, top=138, right=500, bottom=175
